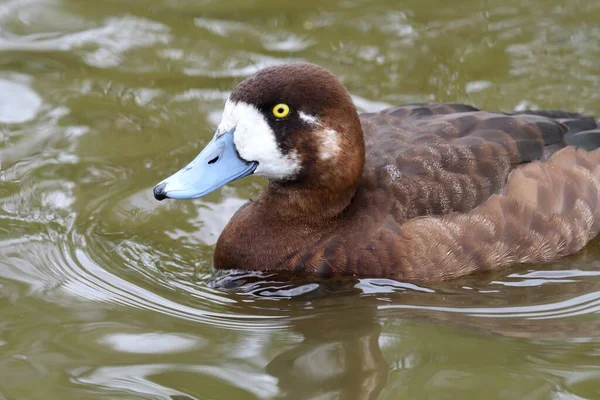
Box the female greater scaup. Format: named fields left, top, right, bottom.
left=154, top=63, right=600, bottom=281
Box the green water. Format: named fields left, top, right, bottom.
left=1, top=0, right=600, bottom=398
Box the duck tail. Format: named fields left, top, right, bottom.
left=563, top=118, right=600, bottom=151
left=515, top=109, right=600, bottom=151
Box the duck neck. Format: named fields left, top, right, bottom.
left=257, top=123, right=365, bottom=223
left=255, top=180, right=358, bottom=223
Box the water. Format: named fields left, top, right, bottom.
left=0, top=0, right=599, bottom=398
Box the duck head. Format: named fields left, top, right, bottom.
left=154, top=63, right=365, bottom=217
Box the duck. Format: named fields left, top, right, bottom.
left=153, top=63, right=600, bottom=281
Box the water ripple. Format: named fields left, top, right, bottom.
left=0, top=0, right=599, bottom=398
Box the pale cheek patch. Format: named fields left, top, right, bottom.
left=318, top=129, right=340, bottom=160
left=218, top=99, right=301, bottom=180
left=299, top=111, right=320, bottom=125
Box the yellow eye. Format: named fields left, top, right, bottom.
left=272, top=103, right=290, bottom=118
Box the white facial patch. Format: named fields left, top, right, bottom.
left=299, top=111, right=320, bottom=125
left=217, top=99, right=301, bottom=180
left=318, top=129, right=340, bottom=160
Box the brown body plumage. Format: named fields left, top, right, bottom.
left=156, top=63, right=600, bottom=281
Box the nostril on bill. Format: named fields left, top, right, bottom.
left=153, top=182, right=168, bottom=201
left=208, top=156, right=219, bottom=164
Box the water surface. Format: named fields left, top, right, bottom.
left=1, top=0, right=599, bottom=398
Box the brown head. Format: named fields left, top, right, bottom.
left=154, top=63, right=365, bottom=220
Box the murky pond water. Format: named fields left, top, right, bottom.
left=1, top=0, right=600, bottom=398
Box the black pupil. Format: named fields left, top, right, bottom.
left=278, top=108, right=284, bottom=114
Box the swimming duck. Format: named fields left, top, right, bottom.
left=154, top=63, right=600, bottom=281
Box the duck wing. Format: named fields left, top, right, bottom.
left=357, top=103, right=600, bottom=222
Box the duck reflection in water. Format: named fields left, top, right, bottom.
left=209, top=265, right=600, bottom=399
left=266, top=305, right=387, bottom=399
left=214, top=274, right=389, bottom=400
